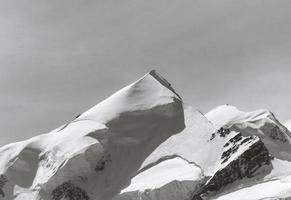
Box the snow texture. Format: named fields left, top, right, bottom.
left=1, top=72, right=291, bottom=200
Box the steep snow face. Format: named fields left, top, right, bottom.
left=140, top=105, right=222, bottom=174
left=114, top=104, right=275, bottom=200
left=113, top=106, right=214, bottom=200
left=2, top=72, right=291, bottom=200
left=77, top=70, right=182, bottom=124
left=114, top=106, right=247, bottom=200
left=0, top=70, right=185, bottom=200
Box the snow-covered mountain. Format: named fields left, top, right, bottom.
left=1, top=70, right=291, bottom=200
left=284, top=119, right=291, bottom=132
left=202, top=105, right=291, bottom=200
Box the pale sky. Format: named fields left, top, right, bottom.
left=1, top=0, right=291, bottom=146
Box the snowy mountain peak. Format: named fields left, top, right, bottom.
left=1, top=72, right=291, bottom=200
left=149, top=70, right=182, bottom=100
left=76, top=70, right=182, bottom=124
left=0, top=71, right=185, bottom=200
left=206, top=105, right=291, bottom=143
left=205, top=104, right=270, bottom=127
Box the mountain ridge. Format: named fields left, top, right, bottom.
left=0, top=71, right=291, bottom=200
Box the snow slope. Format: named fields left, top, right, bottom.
left=1, top=73, right=291, bottom=200
left=203, top=105, right=291, bottom=200
left=206, top=105, right=291, bottom=144
left=214, top=177, right=291, bottom=200
left=206, top=105, right=291, bottom=161
left=0, top=70, right=184, bottom=200
left=114, top=156, right=202, bottom=200
left=114, top=104, right=275, bottom=200
left=113, top=106, right=216, bottom=200
left=284, top=119, right=291, bottom=132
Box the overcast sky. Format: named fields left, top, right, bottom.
left=1, top=0, right=291, bottom=146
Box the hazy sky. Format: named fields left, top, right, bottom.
left=1, top=0, right=291, bottom=146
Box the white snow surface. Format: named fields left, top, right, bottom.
left=112, top=105, right=217, bottom=200
left=205, top=105, right=271, bottom=128
left=0, top=70, right=185, bottom=200
left=77, top=70, right=181, bottom=124
left=284, top=119, right=291, bottom=132
left=214, top=178, right=291, bottom=200
left=121, top=157, right=202, bottom=192
left=205, top=104, right=291, bottom=200
left=206, top=104, right=291, bottom=158
left=206, top=105, right=290, bottom=137
left=114, top=156, right=202, bottom=200
left=140, top=105, right=218, bottom=174
left=1, top=73, right=291, bottom=200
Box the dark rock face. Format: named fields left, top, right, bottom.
left=193, top=133, right=272, bottom=200
left=0, top=175, right=7, bottom=197
left=265, top=125, right=288, bottom=143
left=207, top=139, right=271, bottom=190
left=217, top=128, right=231, bottom=138
left=221, top=134, right=256, bottom=164
left=51, top=181, right=89, bottom=200
left=95, top=154, right=112, bottom=172
left=210, top=128, right=231, bottom=141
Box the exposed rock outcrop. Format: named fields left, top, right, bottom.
left=0, top=175, right=7, bottom=198
left=193, top=133, right=272, bottom=199
left=51, top=181, right=89, bottom=200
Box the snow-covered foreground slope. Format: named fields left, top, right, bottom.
left=1, top=72, right=291, bottom=200
left=214, top=177, right=291, bottom=200
left=115, top=156, right=202, bottom=200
